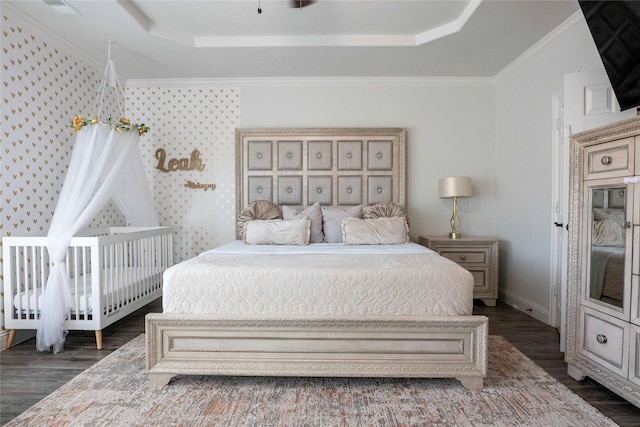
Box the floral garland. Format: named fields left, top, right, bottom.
left=71, top=116, right=150, bottom=136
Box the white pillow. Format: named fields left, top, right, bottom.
left=321, top=205, right=363, bottom=243
left=592, top=220, right=625, bottom=247
left=342, top=217, right=409, bottom=245
left=282, top=202, right=324, bottom=243
left=244, top=218, right=310, bottom=245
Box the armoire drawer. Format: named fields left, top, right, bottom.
left=635, top=227, right=639, bottom=275
left=636, top=135, right=640, bottom=175
left=583, top=137, right=634, bottom=180
left=629, top=325, right=640, bottom=386
left=632, top=275, right=640, bottom=327
left=579, top=306, right=629, bottom=377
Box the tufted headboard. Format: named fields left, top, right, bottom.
left=235, top=128, right=406, bottom=218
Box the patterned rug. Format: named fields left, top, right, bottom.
left=6, top=335, right=614, bottom=427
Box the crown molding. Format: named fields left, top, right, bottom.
left=118, top=0, right=483, bottom=48
left=3, top=1, right=582, bottom=90
left=492, top=11, right=585, bottom=84
left=126, top=76, right=494, bottom=88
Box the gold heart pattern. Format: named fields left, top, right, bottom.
left=127, top=86, right=239, bottom=262
left=1, top=14, right=240, bottom=330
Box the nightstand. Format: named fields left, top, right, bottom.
left=418, top=236, right=498, bottom=306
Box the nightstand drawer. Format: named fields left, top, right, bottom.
left=439, top=250, right=487, bottom=264
left=418, top=236, right=498, bottom=305
left=468, top=268, right=489, bottom=289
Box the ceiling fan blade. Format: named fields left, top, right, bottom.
left=290, top=0, right=315, bottom=8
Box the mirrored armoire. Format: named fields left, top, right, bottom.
left=566, top=116, right=640, bottom=407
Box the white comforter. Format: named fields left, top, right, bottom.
left=163, top=241, right=474, bottom=317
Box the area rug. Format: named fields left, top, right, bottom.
left=6, top=335, right=614, bottom=427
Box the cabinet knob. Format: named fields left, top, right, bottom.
left=459, top=255, right=467, bottom=261
left=596, top=334, right=607, bottom=344
left=600, top=156, right=612, bottom=165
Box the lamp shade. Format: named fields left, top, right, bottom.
left=439, top=176, right=472, bottom=199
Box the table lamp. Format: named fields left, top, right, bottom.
left=439, top=176, right=472, bottom=239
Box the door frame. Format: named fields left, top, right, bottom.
left=550, top=91, right=566, bottom=334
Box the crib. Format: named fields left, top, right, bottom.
left=3, top=226, right=173, bottom=350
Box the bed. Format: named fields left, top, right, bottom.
left=3, top=226, right=173, bottom=349
left=146, top=128, right=488, bottom=389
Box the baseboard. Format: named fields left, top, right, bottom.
left=498, top=289, right=550, bottom=325
left=0, top=329, right=36, bottom=351
left=0, top=330, right=7, bottom=351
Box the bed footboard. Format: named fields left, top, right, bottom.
left=145, top=314, right=488, bottom=390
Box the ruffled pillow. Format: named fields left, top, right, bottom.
left=592, top=220, right=625, bottom=247
left=237, top=200, right=283, bottom=240
left=282, top=202, right=324, bottom=243
left=363, top=202, right=409, bottom=227
left=321, top=205, right=363, bottom=243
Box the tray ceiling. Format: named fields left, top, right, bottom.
left=3, top=0, right=581, bottom=79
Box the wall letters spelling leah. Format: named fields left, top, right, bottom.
left=155, top=148, right=205, bottom=172
left=155, top=148, right=216, bottom=191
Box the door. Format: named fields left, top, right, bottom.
left=556, top=69, right=635, bottom=351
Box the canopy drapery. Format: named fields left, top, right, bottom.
left=37, top=55, right=157, bottom=353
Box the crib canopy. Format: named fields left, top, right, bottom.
left=37, top=55, right=158, bottom=353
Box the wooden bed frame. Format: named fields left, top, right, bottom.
left=146, top=128, right=488, bottom=389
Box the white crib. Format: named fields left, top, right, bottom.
left=3, top=226, right=173, bottom=350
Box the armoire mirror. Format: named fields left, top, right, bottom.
left=588, top=185, right=627, bottom=309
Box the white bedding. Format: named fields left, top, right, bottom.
left=163, top=241, right=474, bottom=317
left=202, top=240, right=436, bottom=255
left=13, top=266, right=161, bottom=314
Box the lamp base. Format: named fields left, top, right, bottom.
left=449, top=231, right=462, bottom=239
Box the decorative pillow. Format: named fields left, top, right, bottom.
left=342, top=217, right=409, bottom=245
left=244, top=218, right=310, bottom=245
left=363, top=202, right=410, bottom=227
left=282, top=202, right=324, bottom=243
left=593, top=208, right=625, bottom=229
left=592, top=220, right=625, bottom=247
left=237, top=200, right=283, bottom=240
left=321, top=205, right=363, bottom=243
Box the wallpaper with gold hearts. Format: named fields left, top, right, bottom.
left=126, top=86, right=239, bottom=262
left=1, top=13, right=241, bottom=332
left=0, top=13, right=125, bottom=330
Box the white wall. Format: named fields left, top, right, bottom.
left=494, top=18, right=604, bottom=320
left=241, top=82, right=497, bottom=241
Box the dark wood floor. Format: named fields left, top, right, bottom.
left=2, top=300, right=640, bottom=426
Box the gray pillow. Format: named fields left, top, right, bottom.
left=321, top=205, right=363, bottom=243
left=282, top=202, right=324, bottom=243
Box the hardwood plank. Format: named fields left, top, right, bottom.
left=1, top=300, right=639, bottom=426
